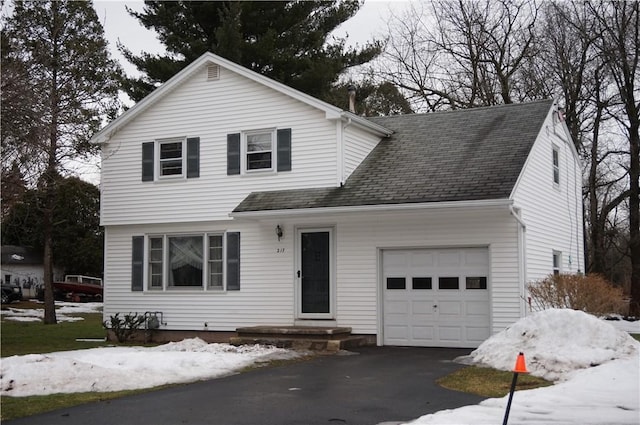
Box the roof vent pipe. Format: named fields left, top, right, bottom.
left=347, top=85, right=356, bottom=113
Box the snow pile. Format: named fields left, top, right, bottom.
left=466, top=308, right=638, bottom=381
left=409, top=309, right=640, bottom=425
left=603, top=315, right=640, bottom=333
left=410, top=355, right=640, bottom=425
left=0, top=338, right=299, bottom=397
left=0, top=301, right=102, bottom=323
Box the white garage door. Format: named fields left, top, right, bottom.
left=382, top=248, right=490, bottom=348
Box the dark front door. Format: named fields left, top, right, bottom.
left=300, top=231, right=331, bottom=315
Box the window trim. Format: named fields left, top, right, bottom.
left=157, top=137, right=187, bottom=179
left=553, top=251, right=562, bottom=275
left=145, top=232, right=229, bottom=291
left=242, top=129, right=276, bottom=173
left=552, top=145, right=560, bottom=186
left=207, top=234, right=224, bottom=290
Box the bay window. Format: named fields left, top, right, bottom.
left=142, top=232, right=239, bottom=291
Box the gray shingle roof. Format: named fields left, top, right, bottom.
left=234, top=100, right=554, bottom=213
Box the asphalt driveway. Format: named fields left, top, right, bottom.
left=5, top=346, right=485, bottom=425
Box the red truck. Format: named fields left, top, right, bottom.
left=37, top=275, right=103, bottom=302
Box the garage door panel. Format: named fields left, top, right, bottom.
left=412, top=301, right=435, bottom=315
left=466, top=300, right=490, bottom=316
left=466, top=326, right=490, bottom=343
left=385, top=300, right=410, bottom=315
left=383, top=248, right=490, bottom=348
left=464, top=250, right=489, bottom=266
left=383, top=251, right=408, bottom=272
left=438, top=301, right=462, bottom=316
left=411, top=251, right=435, bottom=265
left=385, top=325, right=409, bottom=340
left=412, top=326, right=435, bottom=341
left=438, top=326, right=462, bottom=342
left=437, top=251, right=461, bottom=267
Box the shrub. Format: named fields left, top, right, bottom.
left=527, top=273, right=627, bottom=316
left=103, top=313, right=146, bottom=343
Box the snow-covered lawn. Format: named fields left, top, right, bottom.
left=1, top=303, right=639, bottom=425
left=0, top=301, right=299, bottom=397
left=0, top=339, right=299, bottom=396
left=0, top=301, right=104, bottom=322
left=409, top=309, right=640, bottom=425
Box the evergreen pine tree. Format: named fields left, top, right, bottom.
left=2, top=0, right=121, bottom=323
left=121, top=1, right=382, bottom=102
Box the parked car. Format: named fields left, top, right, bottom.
left=36, top=275, right=103, bottom=302
left=1, top=283, right=23, bottom=304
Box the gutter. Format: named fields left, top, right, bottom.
left=230, top=198, right=514, bottom=219
left=509, top=205, right=527, bottom=231
left=341, top=111, right=393, bottom=137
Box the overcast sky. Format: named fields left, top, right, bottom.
left=93, top=0, right=409, bottom=78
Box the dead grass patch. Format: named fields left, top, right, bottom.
left=437, top=366, right=552, bottom=398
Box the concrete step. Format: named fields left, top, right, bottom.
left=232, top=325, right=373, bottom=351
left=229, top=335, right=369, bottom=352
left=235, top=325, right=352, bottom=340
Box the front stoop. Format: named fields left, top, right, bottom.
left=230, top=326, right=370, bottom=352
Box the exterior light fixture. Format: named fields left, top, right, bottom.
left=276, top=225, right=283, bottom=241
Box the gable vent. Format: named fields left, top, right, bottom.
left=207, top=64, right=220, bottom=81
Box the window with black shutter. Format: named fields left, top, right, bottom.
left=142, top=137, right=200, bottom=181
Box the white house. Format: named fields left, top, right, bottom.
left=1, top=245, right=65, bottom=298
left=91, top=52, right=583, bottom=348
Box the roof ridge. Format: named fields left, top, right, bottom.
left=369, top=98, right=554, bottom=120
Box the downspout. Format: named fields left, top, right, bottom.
left=337, top=117, right=352, bottom=187
left=509, top=206, right=528, bottom=316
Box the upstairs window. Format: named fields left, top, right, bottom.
left=227, top=129, right=291, bottom=175
left=141, top=137, right=200, bottom=181
left=552, top=146, right=560, bottom=185
left=245, top=131, right=274, bottom=171
left=159, top=139, right=184, bottom=177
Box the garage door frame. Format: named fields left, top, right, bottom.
left=377, top=245, right=493, bottom=348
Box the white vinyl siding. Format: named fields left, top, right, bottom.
left=103, top=207, right=520, bottom=336
left=343, top=125, right=380, bottom=179
left=511, top=110, right=584, bottom=283
left=100, top=66, right=339, bottom=226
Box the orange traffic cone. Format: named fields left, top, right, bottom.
left=503, top=352, right=529, bottom=425
left=513, top=352, right=529, bottom=374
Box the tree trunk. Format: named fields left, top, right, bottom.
left=42, top=193, right=57, bottom=324
left=41, top=0, right=60, bottom=325
left=588, top=99, right=607, bottom=275
left=628, top=123, right=640, bottom=316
